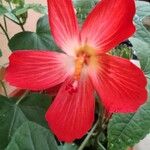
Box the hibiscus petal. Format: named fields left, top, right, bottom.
left=80, top=0, right=135, bottom=53
left=5, top=51, right=74, bottom=90
left=45, top=76, right=95, bottom=142
left=48, top=0, right=79, bottom=56
left=89, top=54, right=147, bottom=113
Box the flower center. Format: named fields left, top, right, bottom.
left=65, top=45, right=97, bottom=94
left=74, top=45, right=97, bottom=80
left=74, top=53, right=88, bottom=80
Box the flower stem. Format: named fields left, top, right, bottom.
left=97, top=139, right=106, bottom=150
left=16, top=90, right=29, bottom=105
left=78, top=118, right=100, bottom=150
left=0, top=80, right=8, bottom=97
left=0, top=23, right=10, bottom=41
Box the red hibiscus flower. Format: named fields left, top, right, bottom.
left=5, top=0, right=147, bottom=142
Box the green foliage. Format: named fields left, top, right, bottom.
left=131, top=0, right=150, bottom=76
left=0, top=4, right=8, bottom=15
left=6, top=121, right=58, bottom=150
left=0, top=93, right=51, bottom=149
left=111, top=45, right=132, bottom=59
left=8, top=15, right=59, bottom=51
left=4, top=0, right=24, bottom=6
left=5, top=11, right=21, bottom=24
left=12, top=0, right=24, bottom=6
left=13, top=3, right=47, bottom=16
left=133, top=1, right=150, bottom=43
left=29, top=3, right=47, bottom=14
left=136, top=1, right=150, bottom=18
left=130, top=38, right=150, bottom=75
left=73, top=0, right=98, bottom=23
left=3, top=0, right=26, bottom=23
left=108, top=94, right=150, bottom=150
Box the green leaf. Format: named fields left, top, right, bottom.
left=108, top=87, right=150, bottom=150
left=12, top=6, right=28, bottom=16
left=146, top=78, right=149, bottom=92
left=4, top=1, right=25, bottom=22
left=129, top=1, right=150, bottom=81
left=5, top=12, right=20, bottom=24
left=0, top=49, right=2, bottom=57
left=18, top=92, right=51, bottom=127
left=130, top=38, right=150, bottom=75
left=142, top=16, right=150, bottom=31
left=8, top=15, right=59, bottom=51
left=14, top=4, right=47, bottom=16
left=0, top=96, right=26, bottom=150
left=129, top=2, right=150, bottom=76
left=136, top=1, right=150, bottom=18
left=0, top=4, right=8, bottom=15
left=11, top=0, right=24, bottom=6
left=0, top=93, right=51, bottom=149
left=4, top=0, right=25, bottom=6
left=134, top=17, right=150, bottom=44
left=130, top=1, right=150, bottom=76
left=133, top=1, right=150, bottom=43
left=29, top=4, right=47, bottom=14
left=73, top=0, right=98, bottom=23
left=111, top=44, right=132, bottom=59
left=6, top=121, right=58, bottom=150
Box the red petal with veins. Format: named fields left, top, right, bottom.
left=48, top=0, right=79, bottom=56
left=45, top=77, right=95, bottom=142
left=80, top=0, right=135, bottom=53
left=89, top=54, right=147, bottom=113
left=5, top=51, right=74, bottom=90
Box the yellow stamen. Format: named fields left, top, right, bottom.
left=74, top=56, right=84, bottom=80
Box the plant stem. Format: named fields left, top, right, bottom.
left=0, top=80, right=8, bottom=97
left=4, top=15, right=19, bottom=25
left=20, top=23, right=25, bottom=31
left=0, top=23, right=10, bottom=41
left=16, top=90, right=29, bottom=105
left=98, top=142, right=106, bottom=150
left=8, top=1, right=13, bottom=10
left=3, top=16, right=8, bottom=31
left=78, top=119, right=100, bottom=150
left=17, top=17, right=25, bottom=32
